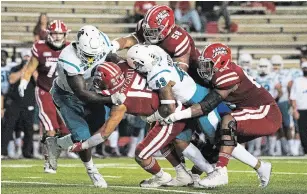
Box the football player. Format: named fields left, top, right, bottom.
left=238, top=53, right=257, bottom=78
left=48, top=25, right=122, bottom=188
left=19, top=20, right=71, bottom=173
left=255, top=58, right=282, bottom=156
left=163, top=43, right=282, bottom=188
left=126, top=44, right=219, bottom=187
left=110, top=5, right=202, bottom=84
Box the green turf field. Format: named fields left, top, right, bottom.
left=2, top=157, right=307, bottom=194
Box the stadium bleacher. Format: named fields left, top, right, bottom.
left=1, top=1, right=307, bottom=68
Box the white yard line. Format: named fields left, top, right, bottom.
left=1, top=180, right=209, bottom=194
left=3, top=164, right=306, bottom=176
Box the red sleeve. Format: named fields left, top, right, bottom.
left=134, top=19, right=145, bottom=43
left=31, top=42, right=40, bottom=59
left=212, top=69, right=241, bottom=90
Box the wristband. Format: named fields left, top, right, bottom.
left=160, top=100, right=176, bottom=104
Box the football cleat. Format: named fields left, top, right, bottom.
left=87, top=168, right=108, bottom=188
left=166, top=168, right=193, bottom=187
left=198, top=166, right=228, bottom=188
left=44, top=161, right=56, bottom=174
left=256, top=161, right=272, bottom=188
left=140, top=172, right=172, bottom=188
left=188, top=171, right=201, bottom=188
left=45, top=137, right=61, bottom=170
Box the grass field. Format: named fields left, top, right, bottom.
left=2, top=157, right=307, bottom=194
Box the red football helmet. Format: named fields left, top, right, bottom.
left=197, top=43, right=232, bottom=80
left=93, top=62, right=125, bottom=96
left=46, top=20, right=70, bottom=48
left=143, top=5, right=175, bottom=44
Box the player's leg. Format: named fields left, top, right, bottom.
left=50, top=84, right=107, bottom=188
left=199, top=104, right=282, bottom=188
left=135, top=121, right=186, bottom=188
left=160, top=141, right=193, bottom=187
left=35, top=87, right=61, bottom=172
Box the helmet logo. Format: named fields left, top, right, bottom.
left=156, top=10, right=169, bottom=25
left=77, top=29, right=84, bottom=40
left=212, top=47, right=228, bottom=58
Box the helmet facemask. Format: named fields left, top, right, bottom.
left=143, top=23, right=166, bottom=44
left=48, top=32, right=66, bottom=48
left=76, top=44, right=105, bottom=66
left=197, top=57, right=215, bottom=80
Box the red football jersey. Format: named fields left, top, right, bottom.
left=118, top=61, right=160, bottom=116
left=211, top=62, right=275, bottom=108
left=31, top=40, right=70, bottom=91
left=135, top=19, right=200, bottom=68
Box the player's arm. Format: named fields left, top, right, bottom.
left=17, top=56, right=38, bottom=96
left=71, top=104, right=127, bottom=151
left=111, top=34, right=139, bottom=52
left=146, top=81, right=177, bottom=123
left=165, top=85, right=238, bottom=123
left=98, top=104, right=127, bottom=139
left=173, top=48, right=191, bottom=72
left=21, top=56, right=39, bottom=82
left=66, top=73, right=113, bottom=105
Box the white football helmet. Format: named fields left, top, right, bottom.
left=126, top=44, right=172, bottom=73
left=238, top=53, right=253, bottom=72
left=270, top=55, right=283, bottom=71
left=76, top=25, right=111, bottom=65
left=257, top=58, right=272, bottom=76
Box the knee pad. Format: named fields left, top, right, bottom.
left=219, top=119, right=237, bottom=146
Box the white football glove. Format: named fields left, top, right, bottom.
left=18, top=79, right=29, bottom=97
left=111, top=91, right=126, bottom=105
left=110, top=40, right=120, bottom=54
left=161, top=113, right=177, bottom=125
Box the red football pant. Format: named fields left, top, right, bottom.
left=135, top=120, right=186, bottom=160
left=35, top=86, right=69, bottom=134
left=231, top=103, right=282, bottom=143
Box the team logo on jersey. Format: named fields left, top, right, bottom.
left=156, top=10, right=169, bottom=25
left=43, top=52, right=52, bottom=57
left=212, top=47, right=228, bottom=58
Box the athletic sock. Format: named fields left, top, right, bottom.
left=83, top=157, right=95, bottom=171
left=216, top=152, right=231, bottom=168
left=232, top=143, right=258, bottom=168
left=143, top=157, right=161, bottom=175
left=182, top=143, right=214, bottom=174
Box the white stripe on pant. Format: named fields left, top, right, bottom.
left=34, top=87, right=54, bottom=131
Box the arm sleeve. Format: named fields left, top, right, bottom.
left=147, top=71, right=172, bottom=90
